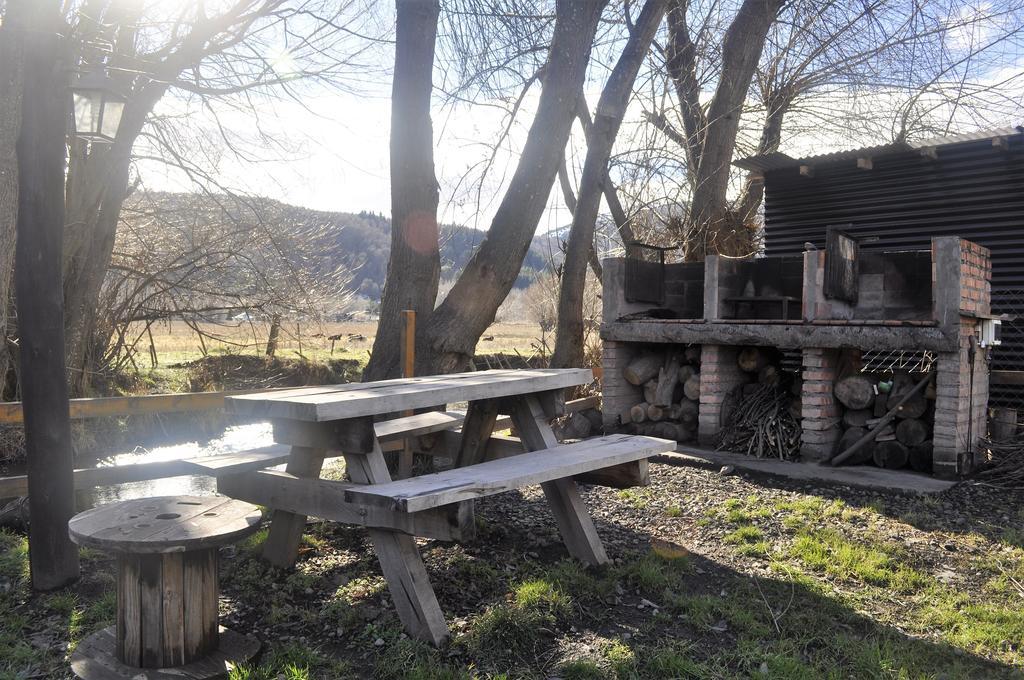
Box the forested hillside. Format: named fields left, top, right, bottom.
left=121, top=192, right=556, bottom=302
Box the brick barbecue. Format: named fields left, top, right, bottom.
left=600, top=236, right=993, bottom=479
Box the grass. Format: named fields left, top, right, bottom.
left=2, top=482, right=1023, bottom=678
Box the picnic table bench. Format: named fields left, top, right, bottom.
left=214, top=368, right=675, bottom=645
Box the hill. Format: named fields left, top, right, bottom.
left=122, top=192, right=557, bottom=302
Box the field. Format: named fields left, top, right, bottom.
left=2, top=460, right=1022, bottom=679
left=135, top=320, right=546, bottom=370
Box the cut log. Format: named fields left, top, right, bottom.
left=643, top=379, right=658, bottom=405
left=834, top=427, right=874, bottom=465
left=651, top=422, right=678, bottom=440
left=673, top=424, right=694, bottom=442
left=874, top=424, right=896, bottom=442
left=630, top=403, right=649, bottom=424
left=788, top=399, right=802, bottom=420
left=873, top=392, right=888, bottom=417
left=873, top=441, right=909, bottom=469
left=683, top=374, right=701, bottom=401
left=684, top=345, right=701, bottom=364
left=678, top=399, right=698, bottom=418
left=908, top=441, right=933, bottom=472
left=653, top=356, right=681, bottom=407
left=646, top=404, right=666, bottom=422
left=619, top=406, right=634, bottom=426
left=737, top=347, right=767, bottom=373
left=888, top=391, right=927, bottom=419
left=624, top=354, right=663, bottom=386
left=757, top=364, right=781, bottom=387
left=834, top=375, right=875, bottom=410
left=895, top=418, right=929, bottom=447
left=581, top=408, right=604, bottom=433
left=677, top=364, right=696, bottom=384
left=991, top=408, right=1018, bottom=442
left=668, top=403, right=683, bottom=421
left=842, top=409, right=871, bottom=428
left=559, top=412, right=592, bottom=441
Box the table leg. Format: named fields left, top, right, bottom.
left=262, top=445, right=326, bottom=568
left=454, top=399, right=501, bottom=468
left=344, top=441, right=449, bottom=646
left=509, top=395, right=609, bottom=566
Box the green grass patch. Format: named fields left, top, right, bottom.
left=467, top=578, right=573, bottom=660
left=228, top=642, right=351, bottom=679
left=788, top=528, right=928, bottom=592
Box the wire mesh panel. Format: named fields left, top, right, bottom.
left=624, top=243, right=674, bottom=305
left=860, top=349, right=936, bottom=375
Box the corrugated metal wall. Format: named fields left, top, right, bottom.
left=761, top=133, right=1024, bottom=382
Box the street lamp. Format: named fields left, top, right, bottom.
left=70, top=64, right=125, bottom=143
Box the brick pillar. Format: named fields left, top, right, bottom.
left=933, top=320, right=989, bottom=478
left=698, top=345, right=746, bottom=445
left=800, top=348, right=842, bottom=462
left=601, top=340, right=642, bottom=431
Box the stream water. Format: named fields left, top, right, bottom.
left=75, top=421, right=275, bottom=507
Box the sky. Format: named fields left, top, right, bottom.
left=136, top=1, right=1024, bottom=236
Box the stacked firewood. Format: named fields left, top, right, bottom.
left=832, top=372, right=934, bottom=471
left=618, top=346, right=702, bottom=442
left=718, top=347, right=801, bottom=460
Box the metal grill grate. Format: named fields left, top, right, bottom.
left=624, top=243, right=675, bottom=306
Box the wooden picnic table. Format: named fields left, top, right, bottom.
left=219, top=368, right=674, bottom=645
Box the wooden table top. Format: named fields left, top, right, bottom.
left=69, top=495, right=262, bottom=554
left=224, top=368, right=592, bottom=422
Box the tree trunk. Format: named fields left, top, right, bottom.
left=735, top=90, right=793, bottom=223
left=10, top=0, right=80, bottom=589
left=62, top=68, right=165, bottom=395
left=666, top=0, right=785, bottom=260
left=265, top=313, right=282, bottom=357
left=550, top=0, right=665, bottom=369
left=0, top=11, right=23, bottom=393
left=364, top=0, right=441, bottom=381
left=419, top=0, right=608, bottom=374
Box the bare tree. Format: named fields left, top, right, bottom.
left=418, top=0, right=609, bottom=374
left=636, top=0, right=1024, bottom=259
left=100, top=191, right=354, bottom=373
left=57, top=0, right=381, bottom=394
left=551, top=0, right=666, bottom=369
left=364, top=0, right=440, bottom=381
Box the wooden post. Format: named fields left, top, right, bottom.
left=398, top=310, right=416, bottom=478
left=9, top=0, right=79, bottom=589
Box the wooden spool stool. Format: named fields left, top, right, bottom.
left=68, top=496, right=262, bottom=679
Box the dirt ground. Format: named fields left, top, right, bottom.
left=2, top=457, right=1022, bottom=679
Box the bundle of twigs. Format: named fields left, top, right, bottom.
left=717, top=383, right=801, bottom=460
left=977, top=433, right=1024, bottom=488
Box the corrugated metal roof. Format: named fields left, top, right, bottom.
left=734, top=124, right=1024, bottom=171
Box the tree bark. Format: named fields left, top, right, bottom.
left=0, top=11, right=24, bottom=393
left=550, top=0, right=665, bottom=369
left=364, top=0, right=441, bottom=381
left=10, top=0, right=80, bottom=589
left=419, top=0, right=607, bottom=374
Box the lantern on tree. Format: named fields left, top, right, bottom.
left=70, top=65, right=125, bottom=143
